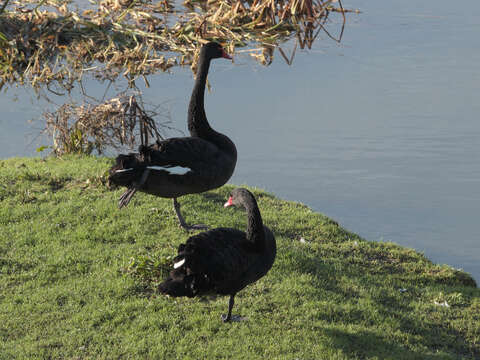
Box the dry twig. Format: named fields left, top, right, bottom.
left=0, top=0, right=355, bottom=91
left=43, top=92, right=170, bottom=155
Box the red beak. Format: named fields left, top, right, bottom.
left=224, top=196, right=234, bottom=207
left=221, top=49, right=232, bottom=60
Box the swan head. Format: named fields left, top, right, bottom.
left=224, top=188, right=254, bottom=208
left=202, top=42, right=232, bottom=60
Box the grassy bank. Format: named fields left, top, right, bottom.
left=0, top=156, right=478, bottom=359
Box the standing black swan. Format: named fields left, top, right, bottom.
left=159, top=188, right=277, bottom=322
left=108, top=42, right=237, bottom=230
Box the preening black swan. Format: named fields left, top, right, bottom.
left=159, top=188, right=277, bottom=322
left=108, top=42, right=237, bottom=230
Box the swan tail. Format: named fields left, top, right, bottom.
left=158, top=242, right=214, bottom=298
left=158, top=270, right=196, bottom=298
left=108, top=153, right=144, bottom=187
left=111, top=153, right=144, bottom=172
left=158, top=269, right=213, bottom=298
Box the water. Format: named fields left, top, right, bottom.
left=1, top=0, right=479, bottom=282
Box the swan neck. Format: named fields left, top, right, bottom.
left=244, top=197, right=265, bottom=250
left=188, top=56, right=212, bottom=137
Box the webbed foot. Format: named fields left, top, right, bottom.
left=221, top=314, right=246, bottom=323
left=180, top=223, right=209, bottom=231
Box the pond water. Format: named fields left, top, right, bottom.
left=1, top=0, right=479, bottom=282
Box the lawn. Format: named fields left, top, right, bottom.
left=0, top=156, right=478, bottom=359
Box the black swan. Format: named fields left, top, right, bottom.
left=158, top=188, right=277, bottom=322
left=108, top=42, right=237, bottom=230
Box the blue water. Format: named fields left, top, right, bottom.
left=1, top=0, right=479, bottom=282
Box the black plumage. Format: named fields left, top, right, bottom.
left=108, top=42, right=237, bottom=230
left=159, top=188, right=277, bottom=322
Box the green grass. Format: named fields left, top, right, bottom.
left=0, top=156, right=479, bottom=359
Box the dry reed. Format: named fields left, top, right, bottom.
left=43, top=93, right=170, bottom=155
left=0, top=0, right=355, bottom=91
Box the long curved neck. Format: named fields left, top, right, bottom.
left=188, top=54, right=213, bottom=138
left=243, top=196, right=266, bottom=251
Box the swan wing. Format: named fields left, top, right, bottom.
left=143, top=137, right=223, bottom=170
left=177, top=228, right=255, bottom=284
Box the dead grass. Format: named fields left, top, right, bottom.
left=0, top=0, right=355, bottom=91
left=42, top=92, right=172, bottom=155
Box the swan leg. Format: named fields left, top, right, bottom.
left=221, top=295, right=246, bottom=322
left=221, top=295, right=236, bottom=322
left=172, top=198, right=208, bottom=231
left=118, top=168, right=150, bottom=209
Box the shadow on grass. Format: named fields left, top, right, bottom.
left=280, top=244, right=479, bottom=358
left=0, top=258, right=37, bottom=274
left=17, top=168, right=72, bottom=193
left=324, top=327, right=455, bottom=360
left=199, top=192, right=229, bottom=203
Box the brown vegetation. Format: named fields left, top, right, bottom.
left=43, top=93, right=170, bottom=155
left=0, top=0, right=354, bottom=91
